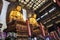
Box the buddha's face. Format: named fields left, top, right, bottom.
left=16, top=6, right=21, bottom=11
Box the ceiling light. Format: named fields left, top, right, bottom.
left=31, top=0, right=34, bottom=1
left=49, top=7, right=56, bottom=13
left=25, top=0, right=29, bottom=2
left=44, top=22, right=47, bottom=24
left=57, top=14, right=60, bottom=16
left=36, top=3, right=39, bottom=5
left=27, top=4, right=30, bottom=6
left=47, top=19, right=51, bottom=23
left=41, top=12, right=48, bottom=18
left=38, top=4, right=41, bottom=6
left=52, top=16, right=57, bottom=19
left=21, top=0, right=24, bottom=3
left=30, top=6, right=32, bottom=7
left=34, top=5, right=36, bottom=7
left=47, top=24, right=53, bottom=28
left=34, top=8, right=36, bottom=10
left=24, top=2, right=27, bottom=4
left=37, top=18, right=40, bottom=21
left=36, top=6, right=39, bottom=8
left=43, top=0, right=45, bottom=3
left=19, top=0, right=21, bottom=2
left=29, top=2, right=32, bottom=4
left=56, top=20, right=60, bottom=24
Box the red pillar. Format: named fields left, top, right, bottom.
left=54, top=31, right=59, bottom=40
left=39, top=23, right=45, bottom=37
left=26, top=19, right=31, bottom=37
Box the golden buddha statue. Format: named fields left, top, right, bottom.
left=9, top=6, right=24, bottom=22
left=29, top=14, right=38, bottom=27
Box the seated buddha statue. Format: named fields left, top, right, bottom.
left=9, top=6, right=24, bottom=22
left=29, top=14, right=39, bottom=27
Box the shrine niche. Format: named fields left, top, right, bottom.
left=5, top=0, right=28, bottom=32
left=5, top=5, right=29, bottom=38
left=4, top=2, right=41, bottom=38
left=0, top=0, right=3, bottom=15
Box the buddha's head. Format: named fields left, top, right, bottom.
left=16, top=6, right=21, bottom=11
left=32, top=14, right=37, bottom=19
left=28, top=14, right=32, bottom=18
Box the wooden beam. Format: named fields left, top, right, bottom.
left=39, top=2, right=53, bottom=13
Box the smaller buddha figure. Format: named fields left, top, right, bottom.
left=9, top=6, right=24, bottom=22
left=29, top=13, right=39, bottom=27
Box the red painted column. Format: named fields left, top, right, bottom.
left=54, top=31, right=59, bottom=40
left=26, top=19, right=31, bottom=37
left=39, top=23, right=45, bottom=37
